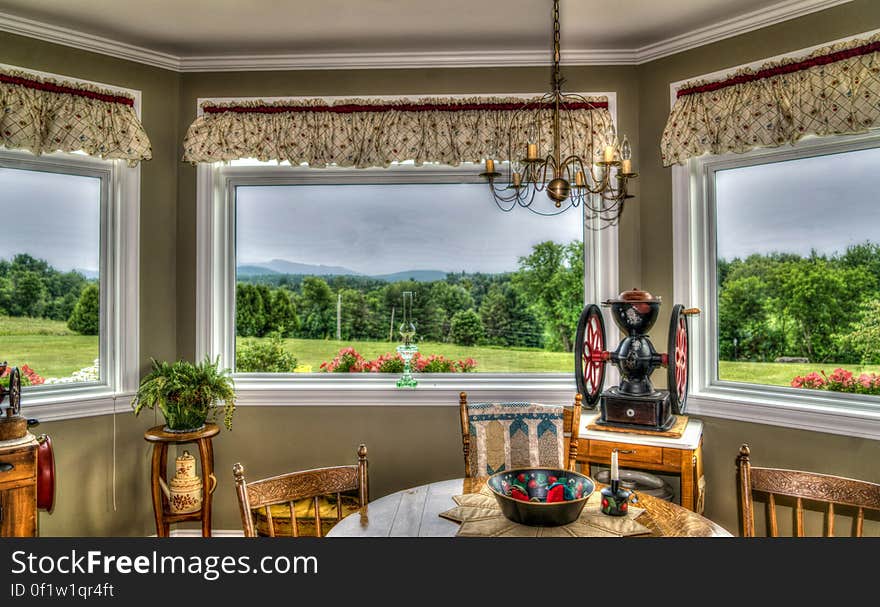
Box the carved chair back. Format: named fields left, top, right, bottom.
left=233, top=444, right=368, bottom=537
left=459, top=392, right=582, bottom=478
left=736, top=444, right=880, bottom=537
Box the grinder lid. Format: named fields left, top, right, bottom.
left=604, top=287, right=661, bottom=304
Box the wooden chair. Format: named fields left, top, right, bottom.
left=736, top=443, right=880, bottom=537
left=233, top=444, right=368, bottom=537
left=459, top=392, right=582, bottom=478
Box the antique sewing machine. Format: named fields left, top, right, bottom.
left=574, top=289, right=699, bottom=431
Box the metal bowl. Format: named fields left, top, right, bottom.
left=487, top=468, right=595, bottom=527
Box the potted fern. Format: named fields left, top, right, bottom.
left=132, top=357, right=236, bottom=432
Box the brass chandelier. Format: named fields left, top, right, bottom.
left=481, top=0, right=637, bottom=225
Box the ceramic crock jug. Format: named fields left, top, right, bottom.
left=158, top=450, right=217, bottom=514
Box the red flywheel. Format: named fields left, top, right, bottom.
left=574, top=304, right=607, bottom=408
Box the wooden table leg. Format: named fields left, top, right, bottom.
left=150, top=443, right=169, bottom=537
left=197, top=437, right=213, bottom=538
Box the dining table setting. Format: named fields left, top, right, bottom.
left=327, top=472, right=732, bottom=538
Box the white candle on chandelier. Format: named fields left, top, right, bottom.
left=527, top=143, right=539, bottom=160
left=611, top=449, right=619, bottom=482
left=485, top=159, right=495, bottom=174
left=603, top=144, right=615, bottom=163
left=574, top=170, right=586, bottom=187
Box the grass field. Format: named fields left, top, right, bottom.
left=3, top=313, right=878, bottom=384
left=0, top=316, right=98, bottom=379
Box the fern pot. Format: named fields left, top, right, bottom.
left=161, top=398, right=210, bottom=433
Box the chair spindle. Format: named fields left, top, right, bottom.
left=337, top=492, right=343, bottom=520
left=314, top=496, right=322, bottom=537
left=826, top=502, right=834, bottom=537
left=795, top=497, right=804, bottom=537
left=856, top=507, right=864, bottom=537
left=289, top=501, right=298, bottom=538
left=767, top=493, right=778, bottom=537
left=265, top=505, right=275, bottom=537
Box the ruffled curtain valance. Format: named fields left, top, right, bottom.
left=182, top=96, right=615, bottom=168
left=661, top=32, right=880, bottom=166
left=0, top=67, right=152, bottom=166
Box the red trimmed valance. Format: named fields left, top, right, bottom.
left=0, top=66, right=151, bottom=166
left=182, top=95, right=615, bottom=167
left=661, top=32, right=880, bottom=166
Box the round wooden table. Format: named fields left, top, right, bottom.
left=144, top=424, right=219, bottom=538
left=327, top=478, right=732, bottom=537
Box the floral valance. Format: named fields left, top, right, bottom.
left=0, top=67, right=152, bottom=166
left=661, top=32, right=880, bottom=166
left=182, top=96, right=615, bottom=167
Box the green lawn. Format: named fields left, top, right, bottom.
left=0, top=316, right=98, bottom=379
left=3, top=312, right=878, bottom=384
left=720, top=360, right=880, bottom=387
left=238, top=337, right=573, bottom=373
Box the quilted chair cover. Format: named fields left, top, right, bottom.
left=465, top=402, right=565, bottom=478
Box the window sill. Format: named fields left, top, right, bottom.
left=20, top=388, right=134, bottom=422
left=232, top=373, right=580, bottom=406
left=687, top=384, right=880, bottom=440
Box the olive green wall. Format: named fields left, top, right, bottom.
left=175, top=65, right=642, bottom=360
left=6, top=0, right=880, bottom=536
left=636, top=0, right=880, bottom=534
left=0, top=32, right=180, bottom=536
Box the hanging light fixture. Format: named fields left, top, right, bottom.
left=481, top=0, right=637, bottom=226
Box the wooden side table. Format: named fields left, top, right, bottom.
left=144, top=424, right=219, bottom=537
left=576, top=414, right=705, bottom=513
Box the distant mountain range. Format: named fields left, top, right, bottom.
left=236, top=259, right=447, bottom=283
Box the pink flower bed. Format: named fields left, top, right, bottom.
left=791, top=368, right=880, bottom=395
left=320, top=347, right=477, bottom=373
left=0, top=364, right=45, bottom=387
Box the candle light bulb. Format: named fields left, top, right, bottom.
left=512, top=172, right=522, bottom=188
left=621, top=136, right=631, bottom=161
left=574, top=170, right=586, bottom=187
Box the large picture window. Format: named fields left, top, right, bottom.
left=674, top=130, right=880, bottom=437
left=0, top=162, right=103, bottom=388
left=233, top=178, right=584, bottom=375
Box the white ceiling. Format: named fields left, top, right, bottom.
left=0, top=0, right=855, bottom=69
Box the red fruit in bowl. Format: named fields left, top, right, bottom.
left=546, top=485, right=565, bottom=503
left=548, top=476, right=558, bottom=484
left=516, top=473, right=526, bottom=483
left=510, top=488, right=529, bottom=502
left=527, top=479, right=538, bottom=489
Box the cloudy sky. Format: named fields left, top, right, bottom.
left=0, top=167, right=100, bottom=273
left=2, top=144, right=877, bottom=276
left=715, top=146, right=879, bottom=261
left=236, top=183, right=583, bottom=275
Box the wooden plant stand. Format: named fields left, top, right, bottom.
left=144, top=424, right=219, bottom=537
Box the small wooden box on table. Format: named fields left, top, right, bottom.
left=144, top=424, right=219, bottom=537
left=576, top=413, right=705, bottom=513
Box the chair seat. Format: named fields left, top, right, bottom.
left=253, top=493, right=361, bottom=537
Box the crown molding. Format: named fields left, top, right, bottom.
left=635, top=0, right=854, bottom=63
left=0, top=10, right=180, bottom=71
left=0, top=0, right=856, bottom=73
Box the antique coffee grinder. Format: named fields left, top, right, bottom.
left=574, top=289, right=699, bottom=431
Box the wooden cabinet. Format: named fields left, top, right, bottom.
left=577, top=414, right=706, bottom=513
left=0, top=438, right=38, bottom=537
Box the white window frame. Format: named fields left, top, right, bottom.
left=1, top=65, right=140, bottom=422
left=670, top=36, right=880, bottom=439
left=196, top=93, right=620, bottom=406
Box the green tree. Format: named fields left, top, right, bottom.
left=449, top=309, right=484, bottom=346
left=236, top=283, right=267, bottom=337
left=513, top=240, right=584, bottom=351
left=717, top=275, right=779, bottom=361
left=480, top=283, right=542, bottom=347
left=835, top=299, right=880, bottom=364
left=10, top=270, right=47, bottom=317
left=299, top=277, right=336, bottom=339
left=67, top=283, right=100, bottom=335
left=265, top=289, right=299, bottom=337
left=236, top=333, right=298, bottom=372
